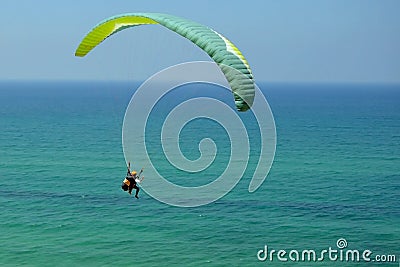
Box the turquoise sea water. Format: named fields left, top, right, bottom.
left=0, top=81, right=399, bottom=266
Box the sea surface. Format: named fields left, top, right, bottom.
left=0, top=81, right=399, bottom=266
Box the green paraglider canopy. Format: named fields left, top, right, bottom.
left=75, top=13, right=255, bottom=111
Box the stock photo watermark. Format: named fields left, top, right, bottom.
left=122, top=61, right=276, bottom=207
left=257, top=238, right=397, bottom=264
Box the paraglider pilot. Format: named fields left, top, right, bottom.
left=121, top=162, right=144, bottom=199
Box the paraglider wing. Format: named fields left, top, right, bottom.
left=75, top=13, right=255, bottom=111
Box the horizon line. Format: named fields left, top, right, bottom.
left=1, top=78, right=400, bottom=87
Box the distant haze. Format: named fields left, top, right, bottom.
left=1, top=0, right=399, bottom=84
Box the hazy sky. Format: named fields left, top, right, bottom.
left=1, top=0, right=399, bottom=83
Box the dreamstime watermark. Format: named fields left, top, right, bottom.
left=122, top=61, right=276, bottom=207
left=257, top=238, right=398, bottom=263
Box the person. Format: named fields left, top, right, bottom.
left=121, top=162, right=144, bottom=199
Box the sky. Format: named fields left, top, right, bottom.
left=1, top=0, right=399, bottom=83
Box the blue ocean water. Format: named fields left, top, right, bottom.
left=0, top=81, right=399, bottom=266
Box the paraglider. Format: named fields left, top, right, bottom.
left=121, top=162, right=144, bottom=198
left=75, top=13, right=266, bottom=202
left=75, top=12, right=255, bottom=111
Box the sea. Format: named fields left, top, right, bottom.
left=0, top=81, right=399, bottom=266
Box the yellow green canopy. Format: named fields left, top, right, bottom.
left=75, top=13, right=255, bottom=111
